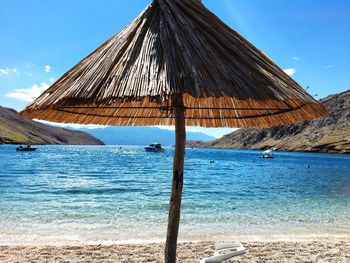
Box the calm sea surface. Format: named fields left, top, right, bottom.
left=0, top=145, right=349, bottom=245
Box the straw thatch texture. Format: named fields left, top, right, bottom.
left=20, top=0, right=327, bottom=128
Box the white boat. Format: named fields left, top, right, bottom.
left=260, top=149, right=274, bottom=159
left=145, top=143, right=165, bottom=152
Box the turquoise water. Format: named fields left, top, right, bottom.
left=0, top=145, right=349, bottom=245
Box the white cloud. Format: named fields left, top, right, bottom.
left=325, top=64, right=335, bottom=69
left=44, top=65, right=51, bottom=73
left=49, top=77, right=56, bottom=83
left=283, top=68, right=296, bottom=76
left=35, top=120, right=107, bottom=130
left=0, top=69, right=9, bottom=75
left=292, top=56, right=299, bottom=61
left=155, top=125, right=175, bottom=131
left=186, top=127, right=204, bottom=133
left=0, top=68, right=18, bottom=76
left=6, top=82, right=49, bottom=102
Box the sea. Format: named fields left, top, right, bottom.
left=0, top=145, right=349, bottom=245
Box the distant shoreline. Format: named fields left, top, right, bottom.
left=186, top=141, right=350, bottom=154
left=192, top=146, right=350, bottom=154
left=2, top=143, right=349, bottom=154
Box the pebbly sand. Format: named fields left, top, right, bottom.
left=1, top=240, right=349, bottom=263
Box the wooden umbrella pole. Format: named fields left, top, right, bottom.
left=165, top=95, right=186, bottom=263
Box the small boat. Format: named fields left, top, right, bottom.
left=16, top=145, right=37, bottom=152
left=260, top=149, right=274, bottom=159
left=145, top=143, right=165, bottom=152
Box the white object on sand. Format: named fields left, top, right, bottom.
left=200, top=242, right=246, bottom=263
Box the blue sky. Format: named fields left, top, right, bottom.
left=0, top=0, right=349, bottom=138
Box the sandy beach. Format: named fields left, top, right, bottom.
left=1, top=239, right=349, bottom=263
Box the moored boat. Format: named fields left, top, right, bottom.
left=260, top=149, right=274, bottom=159
left=145, top=143, right=165, bottom=152
left=16, top=145, right=37, bottom=152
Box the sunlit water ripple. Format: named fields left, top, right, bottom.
left=0, top=145, right=349, bottom=245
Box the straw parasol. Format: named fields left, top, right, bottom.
left=20, top=0, right=327, bottom=262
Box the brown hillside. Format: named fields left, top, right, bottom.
left=0, top=106, right=103, bottom=145
left=197, top=90, right=350, bottom=153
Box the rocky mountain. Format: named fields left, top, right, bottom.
left=194, top=90, right=350, bottom=153
left=0, top=106, right=103, bottom=145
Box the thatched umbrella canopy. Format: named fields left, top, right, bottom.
left=20, top=0, right=327, bottom=262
